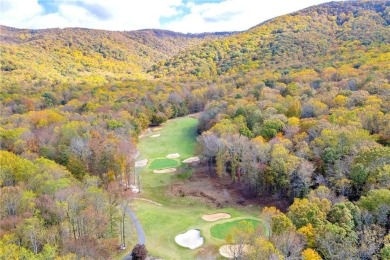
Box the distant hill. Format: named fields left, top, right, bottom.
left=150, top=0, right=390, bottom=79
left=0, top=26, right=232, bottom=88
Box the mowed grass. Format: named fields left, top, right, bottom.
left=132, top=200, right=261, bottom=259
left=149, top=158, right=179, bottom=170
left=133, top=116, right=264, bottom=259
left=210, top=219, right=261, bottom=240
left=137, top=117, right=198, bottom=200
left=138, top=117, right=198, bottom=159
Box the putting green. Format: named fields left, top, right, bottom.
left=149, top=158, right=179, bottom=170
left=210, top=219, right=261, bottom=240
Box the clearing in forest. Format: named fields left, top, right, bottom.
left=133, top=116, right=263, bottom=259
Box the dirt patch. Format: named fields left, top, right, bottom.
left=182, top=156, right=200, bottom=163
left=151, top=134, right=160, bottom=138
left=169, top=182, right=224, bottom=207
left=166, top=153, right=180, bottom=159
left=219, top=244, right=251, bottom=259
left=202, top=213, right=231, bottom=222
left=171, top=166, right=291, bottom=211
left=152, top=127, right=163, bottom=132
left=153, top=168, right=176, bottom=174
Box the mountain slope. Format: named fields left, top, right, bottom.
left=0, top=26, right=231, bottom=88
left=150, top=1, right=390, bottom=80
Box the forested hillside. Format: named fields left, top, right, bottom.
left=0, top=26, right=229, bottom=89
left=1, top=0, right=389, bottom=259
left=151, top=1, right=390, bottom=79
left=164, top=1, right=389, bottom=258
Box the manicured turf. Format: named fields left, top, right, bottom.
left=149, top=158, right=179, bottom=170
left=138, top=117, right=198, bottom=160
left=137, top=117, right=199, bottom=197
left=133, top=200, right=261, bottom=259
left=132, top=116, right=264, bottom=259
left=210, top=219, right=261, bottom=240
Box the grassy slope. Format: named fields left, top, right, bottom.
left=133, top=116, right=262, bottom=259
left=133, top=201, right=260, bottom=259
left=137, top=116, right=198, bottom=159
left=137, top=117, right=198, bottom=202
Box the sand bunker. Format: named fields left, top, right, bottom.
left=135, top=159, right=148, bottom=168
left=153, top=168, right=176, bottom=173
left=167, top=153, right=180, bottom=159
left=202, top=213, right=231, bottom=222
left=175, top=229, right=204, bottom=250
left=151, top=134, right=160, bottom=137
left=219, top=244, right=251, bottom=259
left=129, top=185, right=139, bottom=193
left=182, top=156, right=200, bottom=163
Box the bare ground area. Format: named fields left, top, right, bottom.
left=170, top=166, right=290, bottom=212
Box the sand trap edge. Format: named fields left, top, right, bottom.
left=175, top=229, right=204, bottom=250
left=182, top=156, right=200, bottom=163
left=202, top=213, right=231, bottom=222
left=153, top=168, right=177, bottom=173
left=167, top=153, right=180, bottom=159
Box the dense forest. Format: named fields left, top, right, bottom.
left=1, top=0, right=389, bottom=259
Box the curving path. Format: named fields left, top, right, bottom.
left=122, top=203, right=145, bottom=260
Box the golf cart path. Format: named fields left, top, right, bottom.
left=123, top=204, right=145, bottom=260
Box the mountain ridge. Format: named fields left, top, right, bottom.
left=0, top=24, right=228, bottom=86
left=150, top=0, right=390, bottom=79
left=0, top=25, right=237, bottom=42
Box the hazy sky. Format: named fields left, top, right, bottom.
left=0, top=0, right=336, bottom=33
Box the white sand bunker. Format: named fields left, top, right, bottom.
left=151, top=134, right=160, bottom=137
left=167, top=153, right=180, bottom=159
left=135, top=159, right=148, bottom=168
left=175, top=229, right=204, bottom=250
left=182, top=156, right=200, bottom=163
left=153, top=168, right=176, bottom=174
left=202, top=213, right=231, bottom=222
left=129, top=185, right=139, bottom=193
left=219, top=244, right=251, bottom=259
